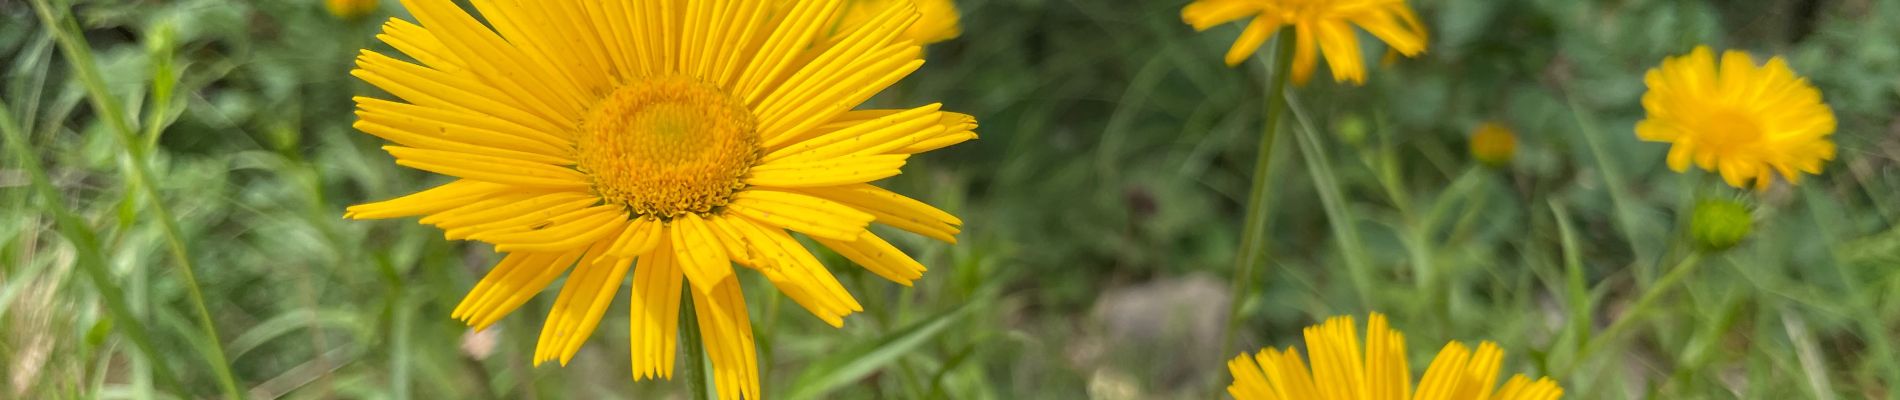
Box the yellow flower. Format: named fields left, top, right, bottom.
left=325, top=0, right=378, bottom=19
left=1181, top=0, right=1428, bottom=85
left=833, top=0, right=962, bottom=45
left=1636, top=46, right=1836, bottom=191
left=345, top=1, right=975, bottom=399
left=1227, top=313, right=1563, bottom=400
left=1470, top=122, right=1516, bottom=167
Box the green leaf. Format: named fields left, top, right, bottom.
left=784, top=301, right=979, bottom=400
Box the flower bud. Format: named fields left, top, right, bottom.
left=1690, top=199, right=1753, bottom=251
left=326, top=0, right=378, bottom=20
left=1469, top=122, right=1516, bottom=168
left=1336, top=114, right=1369, bottom=147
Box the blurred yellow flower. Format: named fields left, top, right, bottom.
left=345, top=1, right=974, bottom=398
left=1636, top=46, right=1836, bottom=191
left=1227, top=313, right=1563, bottom=400
left=1470, top=122, right=1516, bottom=167
left=324, top=0, right=377, bottom=19
left=1181, top=0, right=1428, bottom=85
left=834, top=0, right=963, bottom=45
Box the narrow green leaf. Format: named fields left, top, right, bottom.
left=785, top=301, right=979, bottom=400
left=1284, top=91, right=1375, bottom=308
left=1549, top=200, right=1593, bottom=348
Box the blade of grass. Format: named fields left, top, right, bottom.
left=0, top=99, right=187, bottom=395
left=1566, top=95, right=1660, bottom=282
left=28, top=1, right=244, bottom=397
left=1782, top=312, right=1838, bottom=400
left=227, top=309, right=369, bottom=361
left=389, top=290, right=412, bottom=400
left=1799, top=186, right=1900, bottom=390
left=1284, top=87, right=1375, bottom=308
left=784, top=299, right=979, bottom=400
left=1549, top=200, right=1594, bottom=350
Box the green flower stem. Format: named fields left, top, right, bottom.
left=1217, top=29, right=1296, bottom=365
left=681, top=293, right=715, bottom=400
left=1572, top=251, right=1705, bottom=373
left=0, top=101, right=187, bottom=394
left=28, top=1, right=244, bottom=398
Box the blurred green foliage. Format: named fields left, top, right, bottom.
left=3, top=0, right=1899, bottom=399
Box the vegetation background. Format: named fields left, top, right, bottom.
left=4, top=0, right=1900, bottom=398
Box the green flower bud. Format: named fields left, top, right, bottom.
left=1336, top=114, right=1369, bottom=147
left=1690, top=199, right=1753, bottom=251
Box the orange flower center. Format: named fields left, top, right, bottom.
left=576, top=75, right=759, bottom=219
left=1694, top=107, right=1764, bottom=153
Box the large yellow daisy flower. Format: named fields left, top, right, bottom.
left=343, top=1, right=976, bottom=398
left=1227, top=313, right=1563, bottom=400
left=1636, top=46, right=1836, bottom=190
left=1181, top=0, right=1428, bottom=85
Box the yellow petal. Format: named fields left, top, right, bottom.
left=458, top=250, right=585, bottom=330
left=756, top=0, right=921, bottom=143
left=814, top=231, right=926, bottom=286
left=535, top=241, right=631, bottom=365
left=629, top=240, right=685, bottom=380
left=671, top=213, right=736, bottom=296
left=608, top=217, right=664, bottom=259
left=735, top=0, right=847, bottom=103
left=724, top=218, right=861, bottom=326
left=1415, top=341, right=1474, bottom=400
left=726, top=189, right=874, bottom=241
left=764, top=104, right=942, bottom=159
left=796, top=184, right=961, bottom=243
left=1226, top=351, right=1275, bottom=400
left=690, top=277, right=761, bottom=400
left=1224, top=16, right=1281, bottom=67
left=345, top=180, right=505, bottom=220
left=397, top=0, right=587, bottom=120
left=483, top=207, right=627, bottom=253
left=377, top=18, right=464, bottom=72
left=745, top=154, right=908, bottom=188
left=382, top=146, right=590, bottom=190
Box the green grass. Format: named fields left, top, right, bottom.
left=4, top=0, right=1900, bottom=398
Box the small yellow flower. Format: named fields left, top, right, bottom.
left=324, top=0, right=378, bottom=19
left=1636, top=46, right=1837, bottom=191
left=1470, top=122, right=1517, bottom=167
left=1227, top=313, right=1563, bottom=400
left=1181, top=0, right=1428, bottom=85
left=834, top=0, right=962, bottom=45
